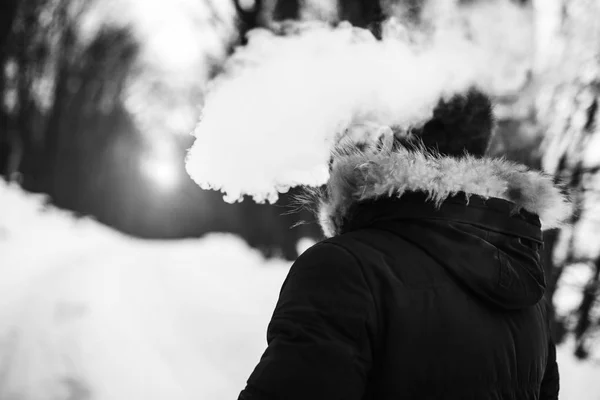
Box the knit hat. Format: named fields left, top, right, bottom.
left=403, top=86, right=495, bottom=158
left=334, top=86, right=496, bottom=173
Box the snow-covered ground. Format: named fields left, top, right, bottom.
left=0, top=234, right=290, bottom=400
left=1, top=181, right=599, bottom=399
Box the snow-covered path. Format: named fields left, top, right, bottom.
left=1, top=181, right=598, bottom=399
left=1, top=229, right=289, bottom=399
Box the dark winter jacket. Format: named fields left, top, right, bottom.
left=238, top=145, right=568, bottom=400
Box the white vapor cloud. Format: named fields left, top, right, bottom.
left=186, top=2, right=533, bottom=204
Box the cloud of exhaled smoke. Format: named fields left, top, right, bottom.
left=186, top=1, right=533, bottom=204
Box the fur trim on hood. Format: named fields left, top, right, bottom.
left=310, top=143, right=571, bottom=237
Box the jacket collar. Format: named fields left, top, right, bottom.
left=340, top=192, right=544, bottom=244
left=310, top=143, right=571, bottom=237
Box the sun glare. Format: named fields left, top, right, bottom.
left=141, top=155, right=179, bottom=192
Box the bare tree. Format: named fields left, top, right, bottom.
left=533, top=0, right=600, bottom=358
left=338, top=0, right=385, bottom=38
left=2, top=0, right=81, bottom=191
left=0, top=0, right=20, bottom=179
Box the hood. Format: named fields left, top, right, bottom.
left=302, top=143, right=571, bottom=310
left=345, top=193, right=550, bottom=310
left=312, top=143, right=571, bottom=238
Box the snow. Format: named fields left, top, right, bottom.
left=1, top=181, right=599, bottom=399
left=0, top=235, right=290, bottom=400
left=553, top=262, right=596, bottom=317
left=0, top=181, right=289, bottom=399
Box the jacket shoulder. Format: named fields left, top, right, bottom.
left=314, top=229, right=417, bottom=263
left=296, top=238, right=362, bottom=269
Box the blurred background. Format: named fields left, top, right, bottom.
left=0, top=0, right=324, bottom=261
left=1, top=0, right=599, bottom=399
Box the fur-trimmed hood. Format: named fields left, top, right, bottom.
left=313, top=144, right=571, bottom=238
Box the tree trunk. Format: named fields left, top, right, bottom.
left=338, top=0, right=385, bottom=38
left=0, top=0, right=23, bottom=180
left=273, top=0, right=300, bottom=21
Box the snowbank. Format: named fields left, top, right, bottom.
left=0, top=233, right=290, bottom=400
left=0, top=182, right=598, bottom=399
left=0, top=181, right=290, bottom=399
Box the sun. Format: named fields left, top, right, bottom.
left=140, top=154, right=179, bottom=192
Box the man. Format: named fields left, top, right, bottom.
left=238, top=88, right=565, bottom=400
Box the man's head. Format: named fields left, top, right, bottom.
left=394, top=87, right=495, bottom=158
left=328, top=87, right=495, bottom=174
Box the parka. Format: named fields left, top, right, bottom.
left=238, top=141, right=568, bottom=400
